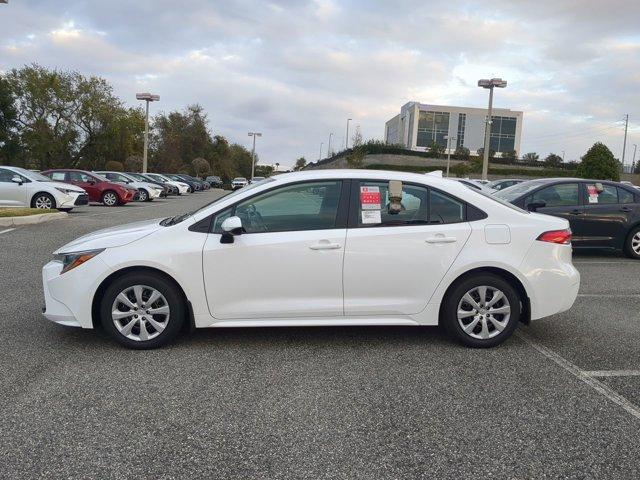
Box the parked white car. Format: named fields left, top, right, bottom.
left=0, top=166, right=88, bottom=211
left=42, top=169, right=580, bottom=349
left=94, top=171, right=163, bottom=202
left=146, top=173, right=190, bottom=195
left=231, top=177, right=248, bottom=190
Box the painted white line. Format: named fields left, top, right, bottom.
left=573, top=261, right=633, bottom=265
left=516, top=331, right=640, bottom=421
left=0, top=227, right=16, bottom=235
left=583, top=370, right=640, bottom=377
left=578, top=294, right=640, bottom=298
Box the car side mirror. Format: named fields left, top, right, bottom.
left=11, top=176, right=23, bottom=185
left=220, top=216, right=243, bottom=243
left=527, top=201, right=546, bottom=212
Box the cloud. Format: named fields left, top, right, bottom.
left=0, top=0, right=639, bottom=166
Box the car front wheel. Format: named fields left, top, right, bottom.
left=101, top=190, right=119, bottom=207
left=442, top=273, right=520, bottom=348
left=32, top=192, right=56, bottom=209
left=100, top=272, right=185, bottom=349
left=137, top=188, right=149, bottom=202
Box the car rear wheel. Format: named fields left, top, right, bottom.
left=623, top=226, right=640, bottom=259
left=100, top=272, right=185, bottom=349
left=101, top=190, right=118, bottom=207
left=31, top=192, right=56, bottom=210
left=442, top=273, right=520, bottom=348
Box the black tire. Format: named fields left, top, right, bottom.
left=31, top=192, right=56, bottom=210
left=101, top=190, right=119, bottom=207
left=137, top=188, right=149, bottom=202
left=442, top=273, right=520, bottom=348
left=100, top=272, right=185, bottom=349
left=623, top=226, right=640, bottom=259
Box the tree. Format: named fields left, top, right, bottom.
left=124, top=155, right=142, bottom=172
left=576, top=142, right=620, bottom=181
left=453, top=146, right=470, bottom=160
left=451, top=162, right=470, bottom=177
left=427, top=141, right=445, bottom=157
left=351, top=126, right=363, bottom=148
left=522, top=152, right=540, bottom=162
left=346, top=147, right=365, bottom=168
left=544, top=153, right=563, bottom=169
left=502, top=150, right=517, bottom=160
left=192, top=157, right=211, bottom=178
left=104, top=160, right=124, bottom=171
left=293, top=157, right=307, bottom=171
left=0, top=75, right=20, bottom=165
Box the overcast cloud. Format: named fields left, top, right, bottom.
left=1, top=0, right=639, bottom=167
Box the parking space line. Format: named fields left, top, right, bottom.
left=516, top=331, right=640, bottom=421
left=583, top=370, right=640, bottom=377
left=573, top=261, right=634, bottom=265
left=0, top=228, right=16, bottom=235
left=578, top=294, right=640, bottom=298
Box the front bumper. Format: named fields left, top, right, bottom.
left=58, top=192, right=87, bottom=208
left=149, top=188, right=162, bottom=199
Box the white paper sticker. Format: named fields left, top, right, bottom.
left=588, top=195, right=598, bottom=203
left=361, top=210, right=382, bottom=224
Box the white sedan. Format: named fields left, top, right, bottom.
left=0, top=166, right=88, bottom=211
left=146, top=173, right=190, bottom=195
left=42, top=170, right=579, bottom=349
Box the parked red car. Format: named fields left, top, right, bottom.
left=41, top=169, right=137, bottom=206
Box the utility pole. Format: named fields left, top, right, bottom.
left=136, top=93, right=160, bottom=173
left=562, top=150, right=565, bottom=162
left=319, top=142, right=324, bottom=160
left=328, top=133, right=333, bottom=157
left=248, top=132, right=262, bottom=180
left=632, top=144, right=638, bottom=174
left=345, top=118, right=352, bottom=149
left=622, top=114, right=629, bottom=171
left=444, top=135, right=456, bottom=177
left=478, top=78, right=507, bottom=180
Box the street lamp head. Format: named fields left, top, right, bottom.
left=248, top=132, right=262, bottom=137
left=478, top=78, right=507, bottom=89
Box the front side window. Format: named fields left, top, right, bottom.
left=0, top=168, right=16, bottom=183
left=234, top=181, right=343, bottom=233
left=583, top=183, right=618, bottom=205
left=528, top=183, right=579, bottom=207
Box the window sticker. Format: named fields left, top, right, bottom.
left=587, top=185, right=598, bottom=204
left=361, top=210, right=382, bottom=224
left=360, top=186, right=381, bottom=210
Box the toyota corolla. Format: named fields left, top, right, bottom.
left=42, top=170, right=579, bottom=349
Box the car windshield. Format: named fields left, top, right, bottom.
left=494, top=181, right=548, bottom=202
left=127, top=173, right=147, bottom=181
left=12, top=167, right=52, bottom=182
left=160, top=177, right=275, bottom=226
left=92, top=172, right=109, bottom=182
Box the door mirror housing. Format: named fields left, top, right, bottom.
left=11, top=176, right=23, bottom=185
left=220, top=216, right=243, bottom=243
left=527, top=201, right=546, bottom=212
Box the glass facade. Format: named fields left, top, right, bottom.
left=417, top=111, right=450, bottom=148
left=457, top=113, right=466, bottom=148
left=488, top=116, right=517, bottom=152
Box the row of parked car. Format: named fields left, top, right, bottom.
left=0, top=165, right=223, bottom=211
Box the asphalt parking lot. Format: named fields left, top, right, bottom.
left=1, top=192, right=639, bottom=479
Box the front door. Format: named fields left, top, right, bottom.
left=343, top=180, right=472, bottom=315
left=202, top=180, right=348, bottom=319
left=0, top=168, right=28, bottom=207
left=67, top=171, right=100, bottom=202
left=525, top=182, right=587, bottom=243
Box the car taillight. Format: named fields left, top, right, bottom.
left=537, top=229, right=572, bottom=245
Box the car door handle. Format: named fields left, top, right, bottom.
left=309, top=241, right=342, bottom=250
left=620, top=207, right=632, bottom=212
left=569, top=209, right=583, bottom=215
left=425, top=236, right=457, bottom=244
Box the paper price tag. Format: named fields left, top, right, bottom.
left=360, top=186, right=381, bottom=210
left=362, top=210, right=382, bottom=224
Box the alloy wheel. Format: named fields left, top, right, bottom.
left=103, top=192, right=117, bottom=206
left=138, top=189, right=148, bottom=201
left=632, top=232, right=640, bottom=255
left=111, top=285, right=170, bottom=341
left=34, top=195, right=53, bottom=209
left=457, top=285, right=511, bottom=340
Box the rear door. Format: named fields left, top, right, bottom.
left=0, top=168, right=28, bottom=206
left=523, top=182, right=587, bottom=243
left=343, top=180, right=472, bottom=316
left=579, top=182, right=638, bottom=248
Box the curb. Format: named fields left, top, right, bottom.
left=0, top=211, right=68, bottom=228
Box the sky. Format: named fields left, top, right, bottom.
left=1, top=0, right=639, bottom=168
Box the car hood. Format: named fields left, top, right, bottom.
left=46, top=181, right=86, bottom=193
left=53, top=218, right=164, bottom=254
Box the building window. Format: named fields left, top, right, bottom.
left=457, top=113, right=466, bottom=148
left=486, top=116, right=517, bottom=153
left=417, top=111, right=450, bottom=148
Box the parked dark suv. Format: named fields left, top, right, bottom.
left=495, top=178, right=640, bottom=258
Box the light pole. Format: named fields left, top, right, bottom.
left=136, top=92, right=160, bottom=173
left=632, top=144, right=637, bottom=174
left=478, top=78, right=507, bottom=180
left=319, top=142, right=324, bottom=160
left=328, top=133, right=333, bottom=157
left=248, top=132, right=262, bottom=180
left=345, top=118, right=352, bottom=149
left=444, top=135, right=456, bottom=177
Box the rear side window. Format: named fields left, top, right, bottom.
left=49, top=172, right=66, bottom=181
left=430, top=190, right=465, bottom=224
left=528, top=183, right=579, bottom=207
left=618, top=187, right=635, bottom=204
left=68, top=171, right=92, bottom=182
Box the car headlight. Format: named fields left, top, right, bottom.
left=55, top=187, right=75, bottom=195
left=54, top=249, right=105, bottom=274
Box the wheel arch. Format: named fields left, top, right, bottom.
left=91, top=265, right=195, bottom=331
left=437, top=266, right=531, bottom=326
left=30, top=191, right=57, bottom=208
